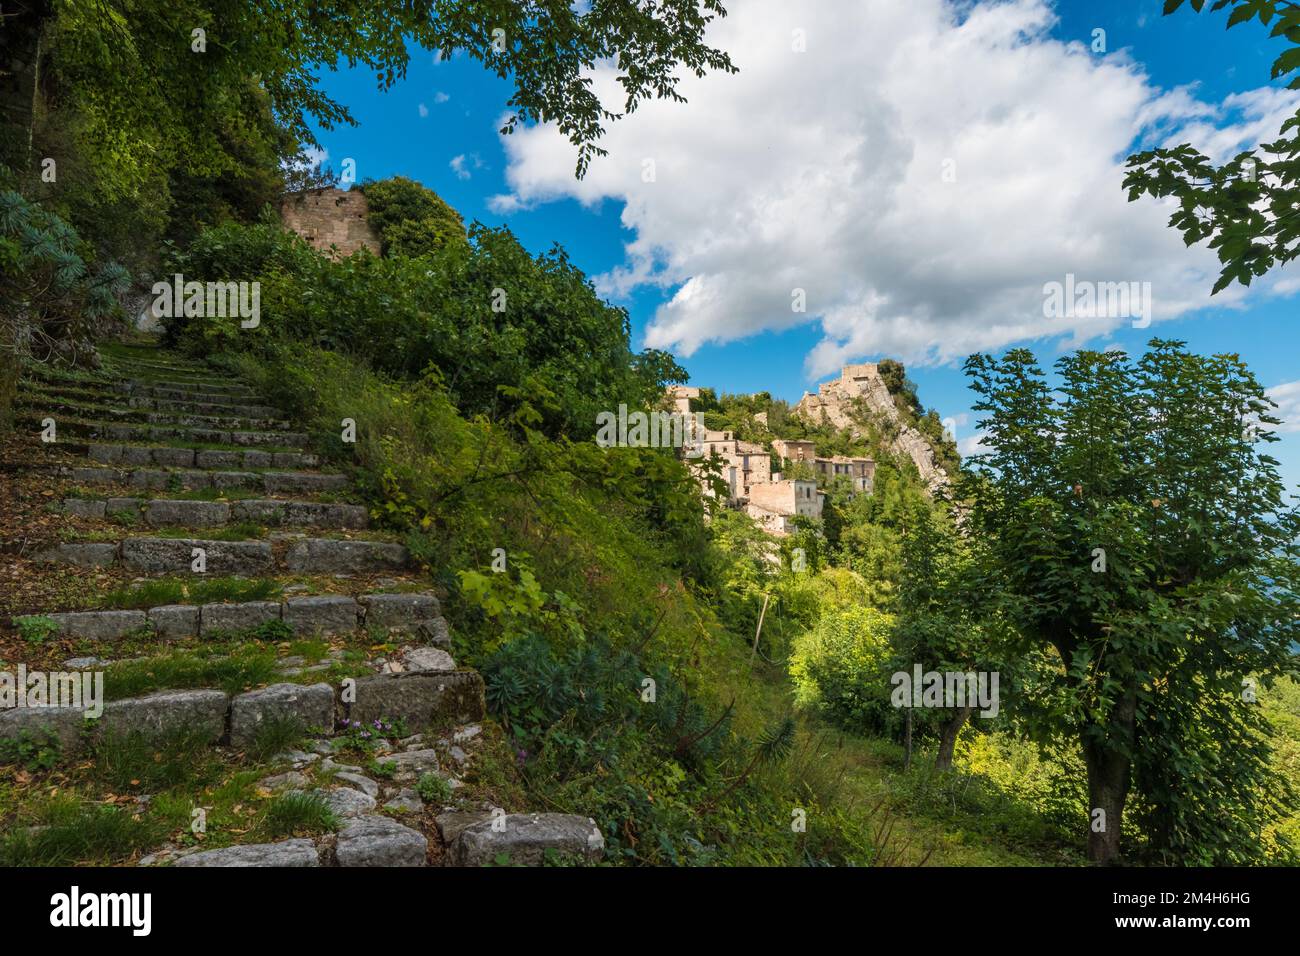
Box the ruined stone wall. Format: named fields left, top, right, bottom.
left=280, top=187, right=381, bottom=258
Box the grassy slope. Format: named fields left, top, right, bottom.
left=696, top=631, right=1067, bottom=866
left=133, top=342, right=1295, bottom=866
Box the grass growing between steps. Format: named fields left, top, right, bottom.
left=85, top=574, right=425, bottom=613
left=0, top=797, right=164, bottom=866
left=100, top=363, right=258, bottom=387
left=260, top=792, right=338, bottom=838
left=25, top=383, right=273, bottom=415
left=19, top=360, right=116, bottom=389
left=100, top=645, right=279, bottom=701
left=0, top=723, right=339, bottom=865
left=63, top=521, right=268, bottom=543
left=97, top=576, right=282, bottom=609
left=95, top=634, right=362, bottom=702
left=61, top=524, right=398, bottom=546
left=1, top=562, right=429, bottom=648
left=160, top=486, right=267, bottom=501
left=96, top=727, right=226, bottom=791
left=60, top=484, right=363, bottom=505
left=69, top=433, right=313, bottom=455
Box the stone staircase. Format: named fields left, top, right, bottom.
left=1, top=342, right=604, bottom=867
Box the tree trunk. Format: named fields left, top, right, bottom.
left=0, top=0, right=53, bottom=172
left=903, top=708, right=913, bottom=771
left=935, top=706, right=973, bottom=770
left=1081, top=686, right=1137, bottom=864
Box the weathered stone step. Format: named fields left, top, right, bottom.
left=104, top=356, right=220, bottom=375
left=114, top=383, right=260, bottom=403
left=35, top=535, right=410, bottom=574
left=109, top=356, right=218, bottom=371
left=173, top=839, right=322, bottom=867
left=169, top=813, right=434, bottom=867
left=108, top=369, right=258, bottom=390
left=121, top=377, right=257, bottom=396
left=31, top=383, right=282, bottom=419
left=12, top=592, right=442, bottom=641
left=0, top=669, right=483, bottom=757
left=438, top=812, right=605, bottom=867
left=155, top=738, right=601, bottom=867
left=22, top=396, right=294, bottom=431
left=109, top=367, right=254, bottom=388
left=336, top=816, right=429, bottom=866
left=22, top=367, right=119, bottom=393
left=64, top=496, right=368, bottom=529
left=0, top=688, right=228, bottom=755
left=78, top=442, right=318, bottom=471
left=126, top=395, right=281, bottom=418
left=109, top=360, right=213, bottom=375
left=61, top=464, right=348, bottom=494
left=14, top=413, right=308, bottom=448
left=346, top=670, right=484, bottom=727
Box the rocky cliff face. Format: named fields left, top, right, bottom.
left=795, top=363, right=952, bottom=496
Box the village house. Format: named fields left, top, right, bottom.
left=813, top=455, right=876, bottom=494
left=695, top=428, right=771, bottom=499
left=746, top=479, right=823, bottom=535
left=772, top=438, right=816, bottom=463
left=796, top=362, right=951, bottom=495
left=774, top=440, right=875, bottom=493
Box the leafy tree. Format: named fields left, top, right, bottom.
left=693, top=387, right=724, bottom=414
left=161, top=81, right=300, bottom=244
left=962, top=340, right=1300, bottom=863
left=281, top=156, right=340, bottom=195
left=706, top=508, right=781, bottom=641
left=877, top=358, right=921, bottom=416
left=1125, top=0, right=1300, bottom=292
left=361, top=176, right=467, bottom=258
left=893, top=500, right=1016, bottom=770
left=3, top=0, right=736, bottom=184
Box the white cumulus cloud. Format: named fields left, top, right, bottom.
left=489, top=0, right=1300, bottom=376
left=1268, top=381, right=1300, bottom=434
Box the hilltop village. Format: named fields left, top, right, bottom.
left=665, top=387, right=876, bottom=538
left=667, top=362, right=954, bottom=536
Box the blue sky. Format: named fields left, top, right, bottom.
left=305, top=0, right=1300, bottom=488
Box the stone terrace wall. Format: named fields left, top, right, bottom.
left=280, top=187, right=381, bottom=258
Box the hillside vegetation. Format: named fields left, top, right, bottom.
left=6, top=162, right=1299, bottom=864
left=3, top=0, right=1298, bottom=867
left=148, top=198, right=1298, bottom=865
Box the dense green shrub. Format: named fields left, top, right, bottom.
left=166, top=218, right=682, bottom=440
left=479, top=634, right=880, bottom=865
left=0, top=188, right=129, bottom=426
left=791, top=605, right=898, bottom=735
left=361, top=176, right=467, bottom=257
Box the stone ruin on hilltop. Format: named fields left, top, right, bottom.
left=794, top=363, right=952, bottom=496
